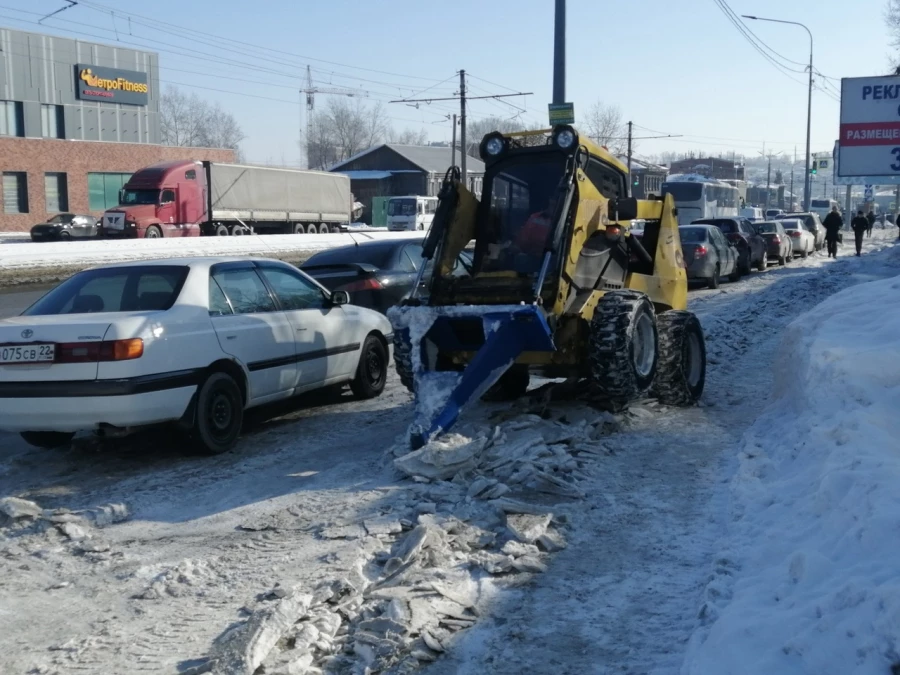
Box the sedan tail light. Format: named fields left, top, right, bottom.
left=772, top=236, right=781, bottom=244
left=338, top=277, right=383, bottom=293
left=694, top=245, right=708, bottom=256
left=56, top=338, right=144, bottom=363
left=789, top=231, right=801, bottom=238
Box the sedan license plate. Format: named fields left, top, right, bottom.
left=0, top=344, right=55, bottom=364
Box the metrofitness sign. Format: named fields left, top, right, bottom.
left=838, top=75, right=900, bottom=181
left=75, top=64, right=149, bottom=106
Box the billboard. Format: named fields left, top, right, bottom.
left=75, top=64, right=149, bottom=106
left=838, top=76, right=900, bottom=180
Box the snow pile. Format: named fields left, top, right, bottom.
left=0, top=230, right=422, bottom=270
left=684, top=273, right=900, bottom=674
left=211, top=408, right=620, bottom=673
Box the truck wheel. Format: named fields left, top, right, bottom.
left=232, top=226, right=245, bottom=236
left=350, top=335, right=388, bottom=399
left=145, top=225, right=162, bottom=239
left=393, top=330, right=415, bottom=393
left=215, top=224, right=229, bottom=236
left=588, top=290, right=658, bottom=407
left=192, top=372, right=243, bottom=455
left=651, top=311, right=706, bottom=406
left=483, top=365, right=530, bottom=401
left=293, top=223, right=305, bottom=234
left=20, top=431, right=75, bottom=449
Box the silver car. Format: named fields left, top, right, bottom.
left=679, top=225, right=741, bottom=288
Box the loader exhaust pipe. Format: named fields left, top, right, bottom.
left=553, top=0, right=566, bottom=104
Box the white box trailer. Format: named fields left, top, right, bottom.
left=203, top=162, right=353, bottom=235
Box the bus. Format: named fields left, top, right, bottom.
left=661, top=174, right=741, bottom=225
left=386, top=195, right=439, bottom=231
left=809, top=198, right=840, bottom=220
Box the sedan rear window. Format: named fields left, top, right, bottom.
left=679, top=227, right=708, bottom=243
left=781, top=220, right=802, bottom=231
left=303, top=244, right=398, bottom=269
left=755, top=222, right=778, bottom=234
left=24, top=266, right=189, bottom=315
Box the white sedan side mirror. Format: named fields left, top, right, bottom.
left=331, top=290, right=350, bottom=306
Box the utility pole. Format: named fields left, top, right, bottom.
left=790, top=167, right=794, bottom=211
left=451, top=113, right=457, bottom=168
left=766, top=156, right=772, bottom=211
left=459, top=70, right=467, bottom=189
left=390, top=79, right=532, bottom=183
left=626, top=121, right=633, bottom=174
left=895, top=185, right=900, bottom=234
left=846, top=185, right=852, bottom=217
left=553, top=0, right=566, bottom=103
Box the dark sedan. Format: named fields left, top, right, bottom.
left=692, top=217, right=767, bottom=273
left=30, top=213, right=99, bottom=241
left=301, top=238, right=471, bottom=313
left=753, top=221, right=792, bottom=265
left=679, top=225, right=741, bottom=288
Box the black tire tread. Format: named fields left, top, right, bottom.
left=652, top=310, right=706, bottom=406
left=351, top=335, right=388, bottom=399
left=588, top=290, right=658, bottom=407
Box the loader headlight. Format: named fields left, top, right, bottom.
left=553, top=126, right=577, bottom=150
left=479, top=133, right=507, bottom=160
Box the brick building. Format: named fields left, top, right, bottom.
left=0, top=27, right=233, bottom=231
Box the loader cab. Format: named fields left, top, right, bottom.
left=429, top=126, right=629, bottom=305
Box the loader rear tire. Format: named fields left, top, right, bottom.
left=651, top=310, right=706, bottom=406
left=588, top=290, right=658, bottom=408
left=393, top=331, right=415, bottom=393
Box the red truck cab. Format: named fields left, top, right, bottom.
left=101, top=160, right=208, bottom=238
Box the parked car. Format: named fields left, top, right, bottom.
left=774, top=212, right=825, bottom=251
left=765, top=209, right=785, bottom=220
left=753, top=220, right=792, bottom=265
left=678, top=225, right=741, bottom=288
left=301, top=238, right=472, bottom=313
left=0, top=258, right=392, bottom=454
left=779, top=218, right=815, bottom=258
left=30, top=214, right=98, bottom=241
left=692, top=218, right=767, bottom=273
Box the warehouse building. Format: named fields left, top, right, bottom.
left=330, top=144, right=484, bottom=224
left=0, top=27, right=232, bottom=232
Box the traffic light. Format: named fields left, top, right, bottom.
left=633, top=177, right=640, bottom=187
left=810, top=164, right=817, bottom=175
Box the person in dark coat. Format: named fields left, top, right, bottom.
left=866, top=210, right=876, bottom=237
left=822, top=205, right=843, bottom=258
left=851, top=210, right=869, bottom=256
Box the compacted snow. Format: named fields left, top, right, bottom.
left=0, top=231, right=896, bottom=674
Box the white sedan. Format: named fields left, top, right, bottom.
left=0, top=257, right=393, bottom=454
left=780, top=218, right=816, bottom=258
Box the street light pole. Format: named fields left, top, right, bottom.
left=743, top=15, right=813, bottom=211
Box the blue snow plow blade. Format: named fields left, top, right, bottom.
left=389, top=304, right=555, bottom=449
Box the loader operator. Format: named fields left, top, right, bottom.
left=516, top=196, right=557, bottom=257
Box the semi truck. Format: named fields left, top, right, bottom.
left=100, top=160, right=355, bottom=238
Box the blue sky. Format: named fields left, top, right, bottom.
left=4, top=0, right=894, bottom=164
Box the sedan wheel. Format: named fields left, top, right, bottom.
left=350, top=336, right=388, bottom=399
left=707, top=264, right=720, bottom=289
left=192, top=372, right=243, bottom=454
left=757, top=251, right=767, bottom=271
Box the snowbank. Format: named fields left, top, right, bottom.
left=684, top=273, right=900, bottom=674
left=0, top=230, right=421, bottom=270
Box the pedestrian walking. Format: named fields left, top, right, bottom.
left=851, top=210, right=869, bottom=256
left=822, top=205, right=843, bottom=258
left=866, top=210, right=876, bottom=237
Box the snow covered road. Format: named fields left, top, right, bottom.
left=0, top=231, right=896, bottom=674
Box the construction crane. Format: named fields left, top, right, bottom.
left=302, top=66, right=369, bottom=168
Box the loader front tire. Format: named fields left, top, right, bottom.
left=588, top=290, right=658, bottom=408
left=651, top=310, right=706, bottom=406
left=393, top=331, right=415, bottom=393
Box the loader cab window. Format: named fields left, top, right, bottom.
left=478, top=155, right=566, bottom=275
left=584, top=159, right=626, bottom=199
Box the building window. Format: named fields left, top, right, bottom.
left=40, top=104, right=65, bottom=139
left=0, top=101, right=24, bottom=137
left=2, top=172, right=28, bottom=214
left=44, top=173, right=69, bottom=212
left=88, top=172, right=132, bottom=211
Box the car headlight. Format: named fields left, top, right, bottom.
left=554, top=126, right=577, bottom=150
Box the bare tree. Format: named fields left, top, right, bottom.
left=582, top=100, right=627, bottom=155
left=388, top=126, right=429, bottom=145
left=159, top=86, right=245, bottom=159
left=305, top=98, right=390, bottom=169
left=887, top=0, right=900, bottom=69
